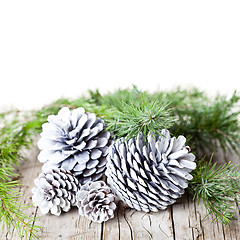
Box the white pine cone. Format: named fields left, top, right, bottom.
left=38, top=107, right=110, bottom=185
left=106, top=129, right=196, bottom=212
left=76, top=181, right=116, bottom=223
left=32, top=168, right=79, bottom=216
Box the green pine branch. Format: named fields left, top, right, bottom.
left=89, top=85, right=143, bottom=111
left=0, top=85, right=240, bottom=237
left=188, top=155, right=240, bottom=225
left=168, top=90, right=240, bottom=155
left=0, top=167, right=41, bottom=239
left=0, top=112, right=41, bottom=239
left=89, top=86, right=240, bottom=156
left=105, top=93, right=175, bottom=140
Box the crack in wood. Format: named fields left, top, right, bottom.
left=140, top=212, right=148, bottom=220
left=192, top=225, right=202, bottom=240
left=117, top=207, right=120, bottom=240
left=198, top=210, right=205, bottom=240
left=222, top=225, right=226, bottom=240
left=30, top=206, right=39, bottom=239
left=123, top=211, right=134, bottom=240
left=100, top=222, right=104, bottom=240
left=89, top=220, right=93, bottom=227
left=158, top=224, right=170, bottom=239
left=141, top=223, right=153, bottom=239
left=187, top=197, right=195, bottom=240
left=170, top=206, right=176, bottom=240
left=193, top=201, right=204, bottom=239
left=130, top=210, right=137, bottom=217
left=191, top=227, right=195, bottom=240
left=148, top=215, right=152, bottom=227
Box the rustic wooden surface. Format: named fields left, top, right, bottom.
left=1, top=142, right=239, bottom=240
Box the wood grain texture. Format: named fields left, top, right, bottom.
left=1, top=143, right=239, bottom=240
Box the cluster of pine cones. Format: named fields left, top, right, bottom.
left=32, top=107, right=196, bottom=223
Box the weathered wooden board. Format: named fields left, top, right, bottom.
left=1, top=143, right=239, bottom=240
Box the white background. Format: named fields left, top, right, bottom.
left=0, top=1, right=240, bottom=110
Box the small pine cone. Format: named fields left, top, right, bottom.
left=76, top=181, right=116, bottom=223
left=38, top=107, right=110, bottom=185
left=106, top=129, right=196, bottom=212
left=32, top=168, right=79, bottom=216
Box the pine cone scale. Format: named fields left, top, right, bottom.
left=32, top=168, right=79, bottom=216
left=76, top=181, right=116, bottom=223
left=38, top=107, right=110, bottom=185
left=106, top=129, right=196, bottom=212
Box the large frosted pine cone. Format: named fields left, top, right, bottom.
left=32, top=168, right=79, bottom=216
left=76, top=181, right=116, bottom=223
left=106, top=129, right=196, bottom=212
left=38, top=107, right=110, bottom=185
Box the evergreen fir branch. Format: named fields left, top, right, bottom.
left=188, top=155, right=240, bottom=225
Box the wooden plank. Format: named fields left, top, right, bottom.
left=34, top=208, right=102, bottom=240
left=194, top=149, right=226, bottom=240
left=171, top=145, right=240, bottom=240
left=103, top=201, right=174, bottom=240
left=103, top=202, right=130, bottom=240
left=195, top=147, right=240, bottom=240
left=1, top=141, right=239, bottom=239
left=222, top=149, right=240, bottom=240
left=222, top=208, right=240, bottom=240
left=134, top=207, right=173, bottom=240
left=73, top=213, right=102, bottom=240
left=188, top=201, right=204, bottom=240
left=173, top=197, right=204, bottom=240
left=195, top=199, right=225, bottom=240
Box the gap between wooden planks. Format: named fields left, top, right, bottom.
left=0, top=141, right=239, bottom=240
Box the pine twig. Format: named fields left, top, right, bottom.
left=105, top=93, right=175, bottom=140
left=188, top=155, right=240, bottom=225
